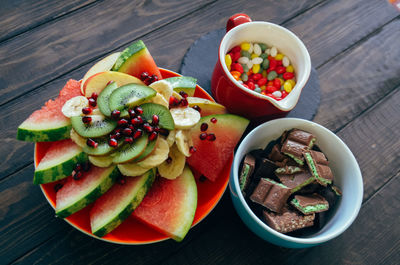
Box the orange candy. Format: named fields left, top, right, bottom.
left=230, top=71, right=241, bottom=80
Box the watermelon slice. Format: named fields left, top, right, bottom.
left=90, top=169, right=155, bottom=237
left=133, top=166, right=197, bottom=242
left=163, top=76, right=197, bottom=97
left=55, top=165, right=119, bottom=218
left=187, top=114, right=249, bottom=181
left=17, top=79, right=82, bottom=142
left=34, top=139, right=87, bottom=184
left=112, top=40, right=162, bottom=80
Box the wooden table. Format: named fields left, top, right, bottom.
left=1, top=1, right=399, bottom=264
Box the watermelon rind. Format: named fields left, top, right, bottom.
left=163, top=76, right=197, bottom=97
left=90, top=168, right=156, bottom=237
left=17, top=119, right=71, bottom=142
left=112, top=40, right=146, bottom=71
left=55, top=165, right=119, bottom=218
left=34, top=143, right=87, bottom=184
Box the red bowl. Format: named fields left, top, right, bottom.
left=34, top=68, right=232, bottom=244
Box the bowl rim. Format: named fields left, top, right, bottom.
left=231, top=117, right=363, bottom=245
left=219, top=21, right=311, bottom=111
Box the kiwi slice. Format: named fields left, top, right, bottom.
left=71, top=115, right=117, bottom=138
left=98, top=81, right=118, bottom=117
left=109, top=84, right=156, bottom=116
left=132, top=136, right=157, bottom=162
left=112, top=134, right=148, bottom=164
left=141, top=103, right=175, bottom=131
left=83, top=137, right=122, bottom=156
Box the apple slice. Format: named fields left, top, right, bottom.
left=81, top=52, right=121, bottom=94
left=83, top=71, right=144, bottom=97
left=187, top=97, right=227, bottom=117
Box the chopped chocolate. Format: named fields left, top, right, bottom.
left=239, top=154, right=256, bottom=196
left=276, top=171, right=315, bottom=193
left=331, top=185, right=342, bottom=196
left=275, top=166, right=304, bottom=175
left=249, top=148, right=268, bottom=160
left=250, top=178, right=291, bottom=213
left=263, top=207, right=315, bottom=234
left=253, top=158, right=277, bottom=180
left=303, top=150, right=333, bottom=186
left=290, top=194, right=329, bottom=215
left=281, top=139, right=308, bottom=165
left=287, top=129, right=316, bottom=148
left=268, top=144, right=286, bottom=162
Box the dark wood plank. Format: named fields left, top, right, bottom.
left=0, top=0, right=97, bottom=42
left=314, top=19, right=400, bottom=131
left=0, top=0, right=215, bottom=106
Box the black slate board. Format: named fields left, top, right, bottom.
left=180, top=28, right=320, bottom=121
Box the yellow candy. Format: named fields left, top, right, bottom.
left=262, top=70, right=267, bottom=78
left=251, top=53, right=258, bottom=59
left=241, top=42, right=251, bottom=51
left=286, top=65, right=294, bottom=73
left=275, top=53, right=284, bottom=60
left=260, top=85, right=266, bottom=91
left=252, top=64, right=260, bottom=74
left=287, top=79, right=296, bottom=87
left=283, top=81, right=293, bottom=93
left=278, top=78, right=284, bottom=85
left=225, top=54, right=232, bottom=71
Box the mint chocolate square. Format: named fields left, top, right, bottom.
left=276, top=170, right=315, bottom=193
left=303, top=150, right=333, bottom=186
left=249, top=178, right=291, bottom=213
left=290, top=194, right=329, bottom=215
left=287, top=129, right=316, bottom=148
left=263, top=207, right=315, bottom=234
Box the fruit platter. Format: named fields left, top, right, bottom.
left=17, top=40, right=249, bottom=244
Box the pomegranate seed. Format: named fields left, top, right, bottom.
left=111, top=110, right=121, bottom=119
left=110, top=132, right=122, bottom=140
left=210, top=117, right=217, bottom=123
left=131, top=116, right=143, bottom=126
left=82, top=107, right=92, bottom=115
left=189, top=146, right=196, bottom=154
left=192, top=105, right=201, bottom=112
left=150, top=74, right=158, bottom=84
left=179, top=91, right=188, bottom=98
left=143, top=76, right=152, bottom=86
left=181, top=98, right=188, bottom=107
left=83, top=162, right=91, bottom=172
left=166, top=156, right=172, bottom=164
left=133, top=129, right=143, bottom=139
left=91, top=92, right=98, bottom=100
left=207, top=133, right=216, bottom=141
left=129, top=124, right=135, bottom=130
left=153, top=125, right=160, bottom=132
left=118, top=118, right=129, bottom=127
left=114, top=128, right=121, bottom=134
left=117, top=175, right=127, bottom=185
left=143, top=123, right=153, bottom=133
left=199, top=133, right=207, bottom=140
left=109, top=138, right=118, bottom=147
left=88, top=98, right=97, bottom=107
left=73, top=171, right=83, bottom=180
left=134, top=106, right=144, bottom=115
left=87, top=138, right=98, bottom=148
left=148, top=131, right=158, bottom=141
left=122, top=127, right=133, bottom=136
left=152, top=114, right=159, bottom=125
left=82, top=116, right=92, bottom=124
left=75, top=163, right=82, bottom=171
left=54, top=183, right=63, bottom=192
left=169, top=96, right=180, bottom=107
left=128, top=109, right=136, bottom=118
left=200, top=123, right=208, bottom=131
left=199, top=175, right=207, bottom=182
left=140, top=72, right=149, bottom=81
left=158, top=128, right=169, bottom=136
left=106, top=80, right=114, bottom=86
left=124, top=137, right=134, bottom=144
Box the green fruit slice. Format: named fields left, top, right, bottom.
left=88, top=155, right=113, bottom=168
left=108, top=84, right=156, bottom=117
left=55, top=165, right=119, bottom=218
left=141, top=103, right=174, bottom=131
left=132, top=137, right=157, bottom=162
left=71, top=115, right=117, bottom=138
left=98, top=81, right=119, bottom=117
left=18, top=119, right=71, bottom=142
left=34, top=139, right=87, bottom=184
left=164, top=76, right=197, bottom=97
left=112, top=134, right=148, bottom=164
left=90, top=169, right=156, bottom=237
left=83, top=137, right=122, bottom=156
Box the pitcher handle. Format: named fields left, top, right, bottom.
left=226, top=13, right=252, bottom=32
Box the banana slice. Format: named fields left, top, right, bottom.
left=157, top=144, right=186, bottom=179
left=149, top=80, right=173, bottom=102
left=89, top=155, right=113, bottom=167
left=166, top=130, right=176, bottom=147
left=150, top=92, right=169, bottom=108
left=175, top=130, right=193, bottom=157
left=137, top=137, right=169, bottom=168
left=172, top=91, right=182, bottom=100
left=118, top=163, right=152, bottom=177
left=70, top=129, right=87, bottom=148
left=170, top=107, right=201, bottom=130
left=62, top=96, right=88, bottom=118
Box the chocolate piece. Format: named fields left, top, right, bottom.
left=239, top=154, right=256, bottom=195
left=249, top=148, right=268, bottom=160
left=263, top=207, right=315, bottom=234
left=294, top=182, right=321, bottom=195
left=275, top=166, right=304, bottom=175
left=276, top=170, right=315, bottom=193
left=253, top=158, right=277, bottom=180
left=281, top=139, right=308, bottom=165
left=268, top=144, right=286, bottom=162
left=331, top=185, right=342, bottom=196
left=250, top=178, right=291, bottom=213
left=287, top=129, right=316, bottom=148
left=303, top=150, right=333, bottom=186
left=290, top=194, right=329, bottom=215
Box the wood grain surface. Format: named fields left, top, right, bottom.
left=2, top=0, right=400, bottom=264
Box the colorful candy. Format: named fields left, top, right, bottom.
left=226, top=41, right=296, bottom=100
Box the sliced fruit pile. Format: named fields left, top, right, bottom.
left=17, top=40, right=249, bottom=242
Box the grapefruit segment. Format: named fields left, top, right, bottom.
left=133, top=166, right=197, bottom=242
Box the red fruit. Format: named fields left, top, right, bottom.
left=152, top=114, right=159, bottom=125
left=86, top=138, right=98, bottom=148
left=148, top=131, right=158, bottom=141
left=110, top=132, right=122, bottom=140
left=180, top=98, right=188, bottom=107
left=179, top=91, right=188, bottom=98
left=88, top=98, right=97, bottom=107
left=128, top=109, right=136, bottom=118
left=189, top=146, right=196, bottom=154
left=111, top=109, right=121, bottom=119
left=133, top=129, right=143, bottom=139
left=117, top=118, right=129, bottom=127
left=82, top=107, right=92, bottom=115
left=122, top=127, right=133, bottom=136
left=200, top=123, right=208, bottom=131
left=108, top=138, right=118, bottom=147
left=91, top=92, right=98, bottom=100
left=210, top=117, right=217, bottom=123
left=169, top=96, right=180, bottom=107
left=150, top=74, right=159, bottom=84
left=134, top=106, right=144, bottom=115
left=143, top=123, right=153, bottom=133
left=82, top=116, right=92, bottom=124
left=207, top=133, right=216, bottom=141
left=124, top=137, right=134, bottom=144
left=192, top=105, right=201, bottom=112
left=283, top=72, right=295, bottom=80
left=276, top=66, right=286, bottom=74
left=73, top=171, right=83, bottom=180
left=199, top=133, right=207, bottom=140
left=131, top=116, right=143, bottom=126
left=75, top=163, right=82, bottom=171
left=140, top=72, right=149, bottom=81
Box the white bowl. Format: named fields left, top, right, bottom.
left=229, top=118, right=363, bottom=248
